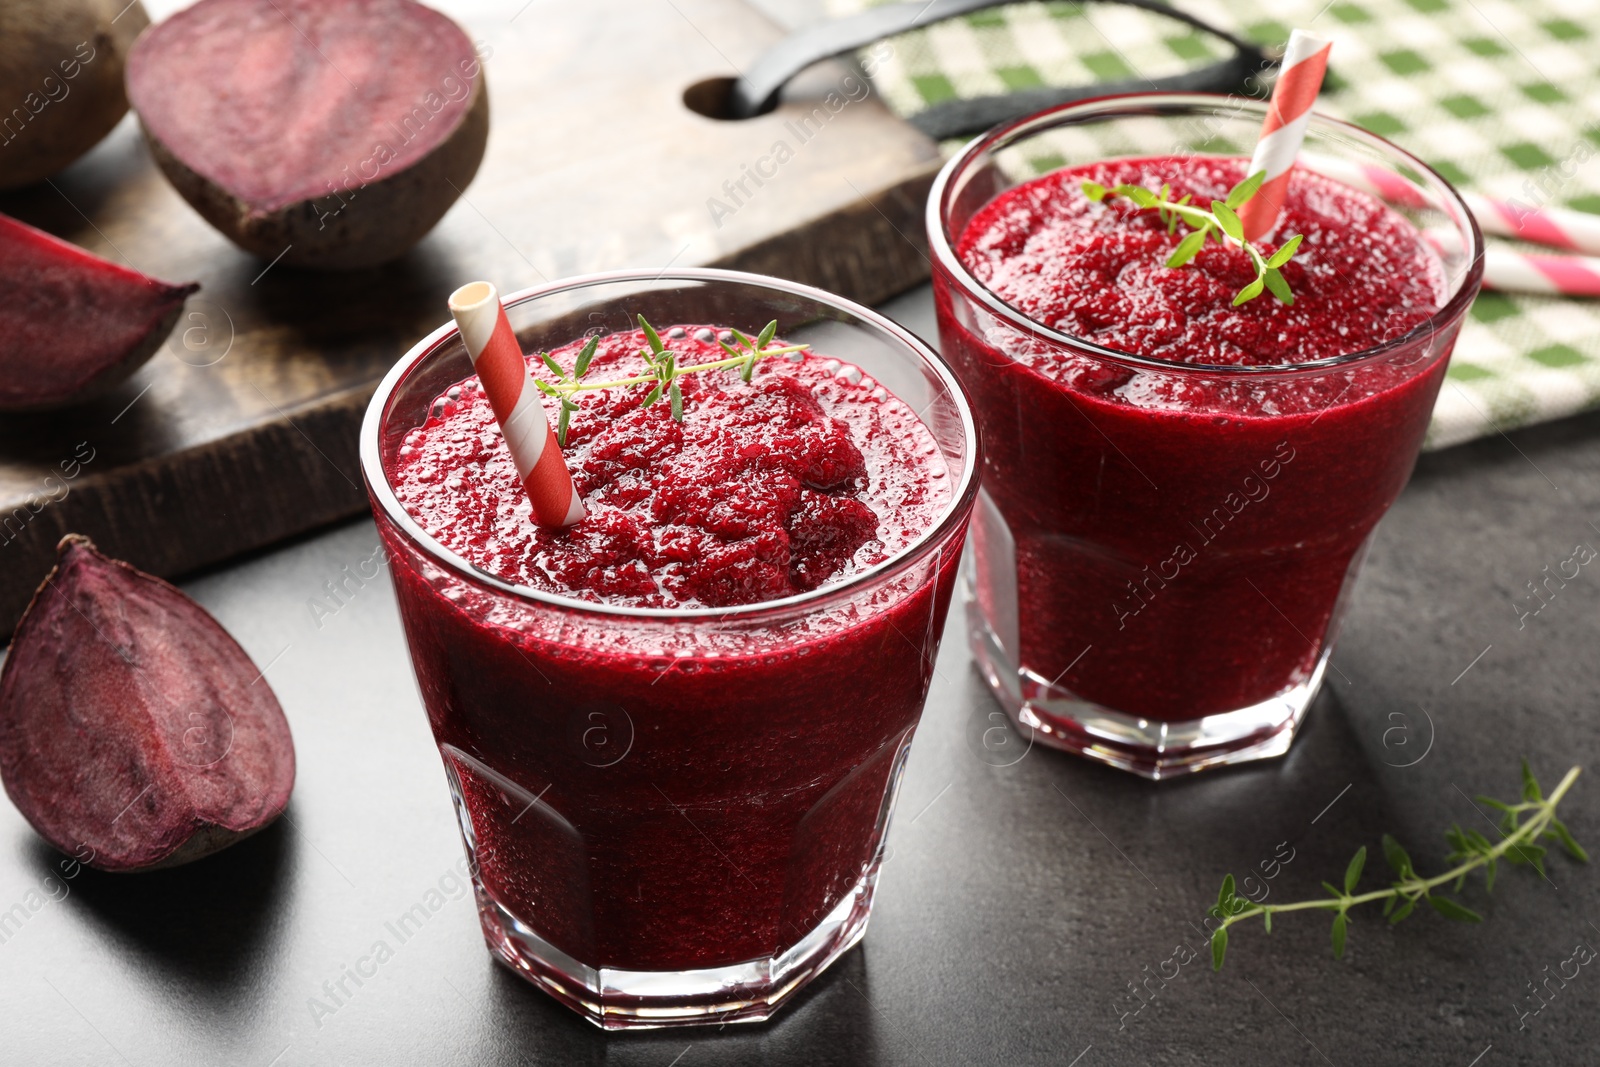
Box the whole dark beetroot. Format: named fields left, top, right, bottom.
left=0, top=212, right=198, bottom=412
left=0, top=536, right=295, bottom=871
left=0, top=0, right=151, bottom=191
left=125, top=0, right=489, bottom=270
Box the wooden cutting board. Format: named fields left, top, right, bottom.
left=0, top=0, right=939, bottom=638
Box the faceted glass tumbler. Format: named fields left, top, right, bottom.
left=361, top=268, right=979, bottom=1028
left=927, top=94, right=1484, bottom=779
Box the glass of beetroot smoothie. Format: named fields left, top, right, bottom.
left=359, top=269, right=978, bottom=1028
left=930, top=93, right=1482, bottom=779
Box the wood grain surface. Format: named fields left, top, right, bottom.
left=0, top=0, right=940, bottom=638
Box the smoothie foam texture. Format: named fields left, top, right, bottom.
left=958, top=156, right=1444, bottom=368
left=392, top=328, right=951, bottom=610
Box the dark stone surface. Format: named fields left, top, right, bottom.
left=1, top=287, right=1596, bottom=1066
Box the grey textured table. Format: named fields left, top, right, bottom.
left=2, top=286, right=1597, bottom=1066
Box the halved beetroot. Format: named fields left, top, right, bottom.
left=0, top=536, right=296, bottom=872
left=125, top=0, right=489, bottom=270
left=0, top=212, right=197, bottom=412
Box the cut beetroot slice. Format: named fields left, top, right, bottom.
left=0, top=536, right=296, bottom=872
left=125, top=0, right=489, bottom=270
left=0, top=212, right=197, bottom=412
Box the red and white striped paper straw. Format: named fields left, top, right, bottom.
left=1302, top=151, right=1600, bottom=256
left=1468, top=197, right=1600, bottom=256
left=448, top=281, right=585, bottom=530
left=1238, top=29, right=1333, bottom=242
left=1314, top=152, right=1600, bottom=298
left=1478, top=248, right=1600, bottom=298
left=1423, top=229, right=1600, bottom=298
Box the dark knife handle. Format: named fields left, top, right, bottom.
left=729, top=0, right=1276, bottom=140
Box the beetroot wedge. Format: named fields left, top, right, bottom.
left=0, top=536, right=295, bottom=872
left=0, top=212, right=197, bottom=412
left=125, top=0, right=489, bottom=271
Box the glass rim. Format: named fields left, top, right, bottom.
left=926, top=90, right=1487, bottom=377
left=359, top=267, right=981, bottom=622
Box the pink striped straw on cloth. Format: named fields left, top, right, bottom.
left=1467, top=244, right=1600, bottom=298
left=1301, top=151, right=1600, bottom=256
left=447, top=281, right=586, bottom=530
left=1238, top=29, right=1333, bottom=242
left=1466, top=197, right=1600, bottom=256
left=1423, top=229, right=1600, bottom=297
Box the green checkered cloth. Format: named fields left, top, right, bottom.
left=827, top=0, right=1600, bottom=448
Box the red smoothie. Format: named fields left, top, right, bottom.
left=939, top=156, right=1450, bottom=723
left=381, top=327, right=961, bottom=978
left=393, top=328, right=949, bottom=609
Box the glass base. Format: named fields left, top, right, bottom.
left=441, top=724, right=916, bottom=1029
left=966, top=590, right=1324, bottom=780
left=471, top=862, right=878, bottom=1030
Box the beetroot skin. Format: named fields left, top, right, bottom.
left=125, top=0, right=490, bottom=270
left=0, top=212, right=198, bottom=412
left=0, top=536, right=295, bottom=872
left=0, top=0, right=151, bottom=191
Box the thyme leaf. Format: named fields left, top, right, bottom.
left=1209, top=762, right=1585, bottom=971
left=1083, top=170, right=1305, bottom=307
left=541, top=317, right=809, bottom=444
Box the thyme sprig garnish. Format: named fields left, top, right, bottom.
left=1081, top=170, right=1305, bottom=307
left=532, top=315, right=808, bottom=444
left=1209, top=762, right=1586, bottom=970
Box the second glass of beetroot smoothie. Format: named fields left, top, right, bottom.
left=930, top=93, right=1483, bottom=779
left=360, top=269, right=977, bottom=1028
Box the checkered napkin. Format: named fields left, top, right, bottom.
left=826, top=0, right=1600, bottom=449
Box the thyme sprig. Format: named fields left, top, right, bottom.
left=1081, top=170, right=1305, bottom=307
left=1209, top=762, right=1586, bottom=970
left=531, top=315, right=808, bottom=444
